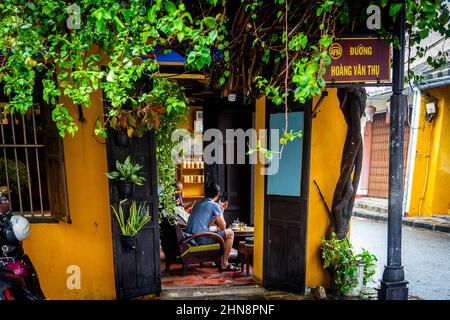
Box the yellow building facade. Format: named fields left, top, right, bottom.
left=408, top=85, right=450, bottom=216
left=20, top=87, right=347, bottom=299
left=22, top=91, right=117, bottom=299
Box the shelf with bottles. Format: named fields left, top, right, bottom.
left=181, top=174, right=205, bottom=184
left=181, top=157, right=204, bottom=170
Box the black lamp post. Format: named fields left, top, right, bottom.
left=378, top=0, right=409, bottom=300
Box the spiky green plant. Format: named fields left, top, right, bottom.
left=105, top=156, right=145, bottom=185
left=111, top=199, right=150, bottom=237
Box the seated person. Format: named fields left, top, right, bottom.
left=174, top=180, right=184, bottom=207
left=186, top=182, right=238, bottom=271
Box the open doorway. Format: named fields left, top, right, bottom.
left=159, top=90, right=256, bottom=289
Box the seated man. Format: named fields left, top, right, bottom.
left=186, top=182, right=238, bottom=271
left=174, top=180, right=184, bottom=207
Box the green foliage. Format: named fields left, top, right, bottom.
left=355, top=248, right=378, bottom=286
left=279, top=129, right=302, bottom=146
left=97, top=78, right=185, bottom=138
left=321, top=233, right=377, bottom=295
left=0, top=0, right=224, bottom=137
left=105, top=156, right=145, bottom=185
left=155, top=81, right=189, bottom=220
left=0, top=158, right=29, bottom=193
left=246, top=139, right=277, bottom=161
left=111, top=199, right=150, bottom=236
left=0, top=0, right=447, bottom=152
left=379, top=0, right=450, bottom=84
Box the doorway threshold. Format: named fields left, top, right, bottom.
left=140, top=285, right=311, bottom=300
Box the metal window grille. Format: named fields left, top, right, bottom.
left=0, top=105, right=50, bottom=218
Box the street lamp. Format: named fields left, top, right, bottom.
left=378, top=0, right=409, bottom=300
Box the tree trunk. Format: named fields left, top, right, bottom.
left=328, top=87, right=366, bottom=240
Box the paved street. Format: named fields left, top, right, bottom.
left=350, top=217, right=450, bottom=300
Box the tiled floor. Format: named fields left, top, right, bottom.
left=161, top=251, right=255, bottom=288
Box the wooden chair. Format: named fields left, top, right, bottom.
left=160, top=217, right=225, bottom=275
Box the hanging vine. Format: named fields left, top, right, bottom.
left=153, top=78, right=189, bottom=219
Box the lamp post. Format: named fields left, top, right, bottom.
left=378, top=0, right=409, bottom=300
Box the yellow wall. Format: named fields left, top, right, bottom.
left=408, top=86, right=450, bottom=216
left=252, top=97, right=266, bottom=283
left=306, top=89, right=347, bottom=288
left=23, top=90, right=116, bottom=299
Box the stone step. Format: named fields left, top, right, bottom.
left=153, top=285, right=311, bottom=300
left=354, top=198, right=388, bottom=214
left=161, top=285, right=267, bottom=299
left=353, top=208, right=450, bottom=234
left=432, top=214, right=450, bottom=221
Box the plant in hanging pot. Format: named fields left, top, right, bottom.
left=96, top=99, right=166, bottom=147
left=109, top=109, right=134, bottom=147
left=111, top=199, right=151, bottom=251
left=105, top=156, right=145, bottom=199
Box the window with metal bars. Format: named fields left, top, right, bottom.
left=0, top=78, right=70, bottom=223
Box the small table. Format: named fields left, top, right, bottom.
left=232, top=227, right=254, bottom=238
left=231, top=227, right=254, bottom=250
left=238, top=241, right=254, bottom=276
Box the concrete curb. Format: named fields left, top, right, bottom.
left=353, top=209, right=450, bottom=234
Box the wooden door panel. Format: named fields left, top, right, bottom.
left=203, top=99, right=252, bottom=226
left=267, top=224, right=285, bottom=284
left=264, top=102, right=311, bottom=295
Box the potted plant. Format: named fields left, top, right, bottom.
left=321, top=233, right=377, bottom=297
left=111, top=199, right=150, bottom=250
left=354, top=248, right=378, bottom=295
left=105, top=156, right=145, bottom=198
left=105, top=103, right=166, bottom=147
left=109, top=109, right=133, bottom=147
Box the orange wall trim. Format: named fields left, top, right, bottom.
left=252, top=97, right=266, bottom=284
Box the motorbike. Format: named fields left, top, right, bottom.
left=0, top=190, right=45, bottom=300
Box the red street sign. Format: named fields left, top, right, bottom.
left=324, top=37, right=391, bottom=84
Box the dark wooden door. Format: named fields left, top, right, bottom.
left=203, top=98, right=253, bottom=225
left=263, top=101, right=312, bottom=294
left=106, top=129, right=161, bottom=300
left=104, top=74, right=160, bottom=300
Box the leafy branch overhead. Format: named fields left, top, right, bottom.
left=0, top=0, right=448, bottom=138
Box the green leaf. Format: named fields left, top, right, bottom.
left=209, top=29, right=218, bottom=43
left=389, top=3, right=403, bottom=17
left=203, top=17, right=217, bottom=29
left=165, top=1, right=176, bottom=14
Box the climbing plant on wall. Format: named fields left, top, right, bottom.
left=153, top=78, right=189, bottom=219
